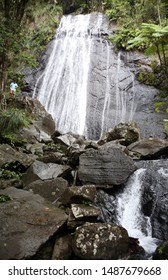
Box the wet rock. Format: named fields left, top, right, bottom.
left=78, top=146, right=136, bottom=186
left=137, top=159, right=168, bottom=240
left=24, top=177, right=68, bottom=202
left=153, top=240, right=168, bottom=260
left=127, top=138, right=168, bottom=159
left=72, top=222, right=129, bottom=259
left=22, top=160, right=71, bottom=186
left=94, top=189, right=116, bottom=223
left=0, top=187, right=67, bottom=260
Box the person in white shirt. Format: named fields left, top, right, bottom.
left=10, top=81, right=18, bottom=97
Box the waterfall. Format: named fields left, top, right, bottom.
left=33, top=13, right=137, bottom=139
left=116, top=168, right=159, bottom=255
left=33, top=13, right=103, bottom=136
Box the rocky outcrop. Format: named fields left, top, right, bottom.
left=72, top=222, right=129, bottom=259
left=78, top=146, right=136, bottom=186
left=0, top=187, right=67, bottom=260
left=137, top=159, right=168, bottom=240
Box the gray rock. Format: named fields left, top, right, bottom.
left=60, top=185, right=97, bottom=205
left=0, top=187, right=67, bottom=260
left=78, top=146, right=136, bottom=186
left=0, top=144, right=34, bottom=168
left=24, top=177, right=68, bottom=202
left=67, top=204, right=100, bottom=230
left=100, top=122, right=140, bottom=146
left=71, top=204, right=100, bottom=220
left=127, top=138, right=168, bottom=159
left=72, top=222, right=129, bottom=259
left=52, top=235, right=72, bottom=260
left=136, top=159, right=168, bottom=240
left=22, top=160, right=71, bottom=186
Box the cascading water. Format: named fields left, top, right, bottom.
left=33, top=14, right=94, bottom=136
left=116, top=168, right=159, bottom=255
left=33, top=13, right=137, bottom=139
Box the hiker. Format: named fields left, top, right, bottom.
left=10, top=81, right=18, bottom=98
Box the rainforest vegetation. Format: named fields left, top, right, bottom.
left=0, top=0, right=167, bottom=96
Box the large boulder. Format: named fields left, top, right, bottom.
left=99, top=122, right=140, bottom=146
left=127, top=138, right=168, bottom=159
left=72, top=222, right=129, bottom=259
left=12, top=96, right=55, bottom=143
left=22, top=160, right=71, bottom=186
left=60, top=185, right=97, bottom=205
left=24, top=177, right=68, bottom=202
left=0, top=187, right=67, bottom=260
left=78, top=146, right=136, bottom=186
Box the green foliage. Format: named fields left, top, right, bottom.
left=0, top=169, right=20, bottom=180
left=154, top=101, right=166, bottom=112
left=109, top=25, right=137, bottom=49
left=0, top=108, right=30, bottom=135
left=163, top=119, right=168, bottom=137
left=138, top=71, right=156, bottom=86
left=0, top=194, right=12, bottom=203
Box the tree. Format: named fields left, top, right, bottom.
left=127, top=23, right=168, bottom=74
left=0, top=0, right=30, bottom=93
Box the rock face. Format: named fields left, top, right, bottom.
left=0, top=187, right=67, bottom=260
left=136, top=159, right=168, bottom=240
left=127, top=138, right=168, bottom=159
left=78, top=146, right=136, bottom=186
left=153, top=240, right=168, bottom=260
left=29, top=13, right=167, bottom=140
left=72, top=222, right=129, bottom=259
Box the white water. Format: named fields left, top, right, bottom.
left=33, top=13, right=137, bottom=139
left=33, top=14, right=104, bottom=136
left=116, top=168, right=158, bottom=254
left=101, top=41, right=111, bottom=134
left=114, top=52, right=136, bottom=126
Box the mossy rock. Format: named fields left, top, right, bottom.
left=153, top=240, right=168, bottom=260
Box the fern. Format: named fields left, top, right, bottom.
left=0, top=108, right=30, bottom=135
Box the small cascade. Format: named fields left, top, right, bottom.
left=114, top=52, right=136, bottom=126
left=100, top=41, right=111, bottom=135
left=116, top=168, right=159, bottom=255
